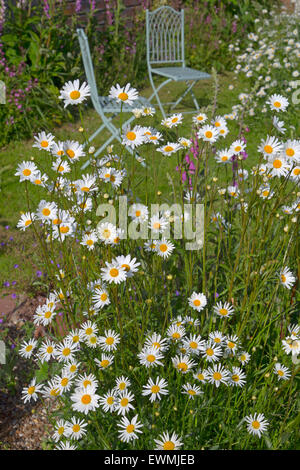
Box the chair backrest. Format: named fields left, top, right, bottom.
left=146, top=6, right=185, bottom=67
left=77, top=28, right=103, bottom=114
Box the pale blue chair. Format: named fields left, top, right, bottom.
left=77, top=28, right=151, bottom=169
left=146, top=6, right=211, bottom=118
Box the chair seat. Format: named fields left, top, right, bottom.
left=150, top=66, right=210, bottom=82
left=99, top=96, right=152, bottom=113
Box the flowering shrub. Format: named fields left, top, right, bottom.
left=16, top=74, right=299, bottom=450
left=0, top=0, right=278, bottom=147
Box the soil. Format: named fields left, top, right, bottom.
left=0, top=293, right=53, bottom=450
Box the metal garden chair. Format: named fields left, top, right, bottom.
left=77, top=28, right=151, bottom=169
left=146, top=6, right=211, bottom=119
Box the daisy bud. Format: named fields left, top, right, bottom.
left=265, top=373, right=270, bottom=378
left=206, top=185, right=211, bottom=190
left=213, top=177, right=218, bottom=182
left=79, top=127, right=84, bottom=132
left=251, top=395, right=256, bottom=400
left=146, top=299, right=152, bottom=304
left=88, top=146, right=95, bottom=154
left=157, top=191, right=162, bottom=196
left=155, top=412, right=160, bottom=416
left=292, top=217, right=297, bottom=223
left=108, top=200, right=113, bottom=205
left=273, top=356, right=278, bottom=361
left=167, top=274, right=173, bottom=280
left=103, top=193, right=109, bottom=199
left=284, top=225, right=289, bottom=232
left=274, top=387, right=278, bottom=391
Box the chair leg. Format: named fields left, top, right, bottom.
left=170, top=80, right=198, bottom=111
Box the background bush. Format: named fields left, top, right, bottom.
left=0, top=0, right=279, bottom=147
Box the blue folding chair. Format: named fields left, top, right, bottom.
left=77, top=28, right=151, bottom=169
left=146, top=6, right=211, bottom=119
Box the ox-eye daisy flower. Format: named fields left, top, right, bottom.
left=138, top=346, right=164, bottom=368
left=56, top=441, right=77, bottom=450
left=115, top=376, right=131, bottom=394
left=148, top=214, right=168, bottom=234
left=192, top=112, right=207, bottom=125
left=38, top=340, right=57, bottom=363
left=142, top=377, right=168, bottom=402
left=244, top=413, right=269, bottom=438
left=122, top=125, right=145, bottom=149
left=71, top=385, right=100, bottom=415
left=182, top=334, right=204, bottom=355
left=154, top=431, right=183, bottom=450
left=19, top=339, right=37, bottom=359
left=98, top=329, right=120, bottom=352
left=207, top=364, right=230, bottom=387
left=279, top=267, right=296, bottom=289
left=182, top=383, right=203, bottom=399
left=282, top=337, right=300, bottom=357
left=213, top=301, right=234, bottom=318
left=274, top=363, right=291, bottom=381
left=230, top=139, right=246, bottom=154
left=81, top=232, right=98, bottom=250
left=21, top=378, right=43, bottom=403
left=17, top=212, right=36, bottom=231
left=15, top=161, right=38, bottom=182
left=52, top=419, right=69, bottom=442
left=99, top=389, right=118, bottom=413
left=267, top=155, right=290, bottom=177
left=95, top=353, right=114, bottom=370
left=109, top=83, right=138, bottom=106
left=56, top=339, right=79, bottom=363
left=92, top=288, right=110, bottom=309
left=188, top=292, right=207, bottom=312
left=74, top=373, right=98, bottom=390
left=115, top=390, right=135, bottom=416
left=67, top=417, right=88, bottom=440
left=157, top=142, right=181, bottom=156
left=267, top=94, right=288, bottom=112
left=115, top=254, right=140, bottom=277
left=118, top=415, right=143, bottom=443
left=166, top=324, right=185, bottom=342
left=283, top=140, right=300, bottom=163
left=225, top=335, right=239, bottom=355
left=156, top=239, right=175, bottom=259
left=229, top=367, right=246, bottom=387
left=128, top=203, right=149, bottom=222
left=59, top=79, right=90, bottom=107
left=101, top=262, right=127, bottom=284
left=172, top=354, right=196, bottom=374
left=198, top=125, right=219, bottom=143
left=238, top=351, right=251, bottom=365
left=144, top=333, right=169, bottom=352
left=193, top=368, right=209, bottom=383
left=258, top=136, right=283, bottom=157
left=33, top=131, right=55, bottom=151
left=168, top=113, right=183, bottom=127
left=201, top=341, right=223, bottom=362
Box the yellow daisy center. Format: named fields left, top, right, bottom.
left=118, top=92, right=128, bottom=101
left=70, top=90, right=81, bottom=100
left=163, top=441, right=175, bottom=450
left=126, top=131, right=136, bottom=141
left=81, top=394, right=91, bottom=404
